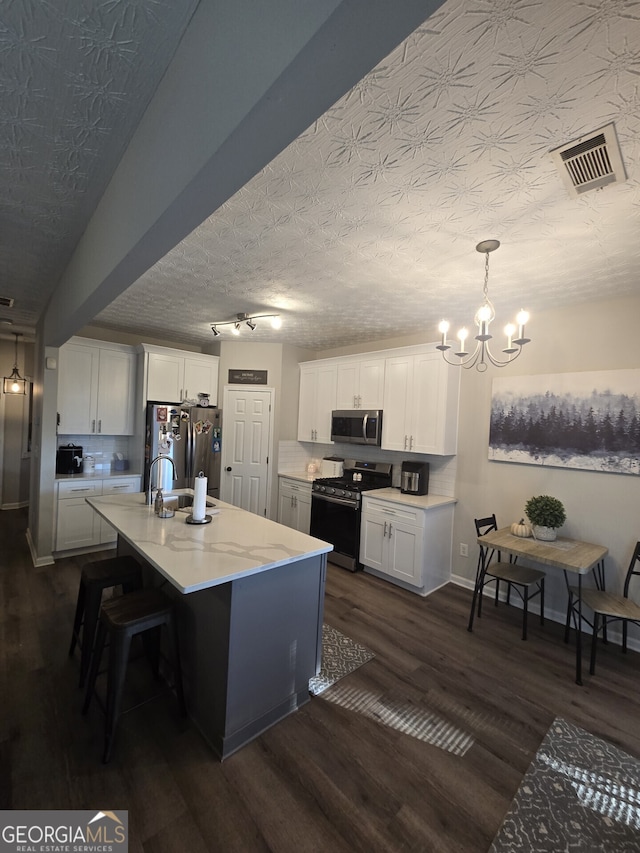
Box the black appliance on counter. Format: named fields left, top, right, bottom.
left=330, top=409, right=383, bottom=446
left=310, top=459, right=392, bottom=572
left=400, top=460, right=429, bottom=495
left=56, top=443, right=84, bottom=475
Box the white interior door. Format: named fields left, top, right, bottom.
left=220, top=387, right=273, bottom=516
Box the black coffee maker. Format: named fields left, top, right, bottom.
left=56, top=444, right=84, bottom=475
left=400, top=461, right=429, bottom=495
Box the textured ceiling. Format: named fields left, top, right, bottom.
left=3, top=0, right=640, bottom=351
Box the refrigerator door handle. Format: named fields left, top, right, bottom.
left=185, top=415, right=193, bottom=481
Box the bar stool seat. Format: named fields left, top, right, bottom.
left=82, top=587, right=186, bottom=763
left=68, top=556, right=142, bottom=687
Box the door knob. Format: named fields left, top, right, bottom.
left=226, top=466, right=232, bottom=472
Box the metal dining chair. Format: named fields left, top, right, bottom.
left=575, top=541, right=640, bottom=675
left=468, top=514, right=545, bottom=640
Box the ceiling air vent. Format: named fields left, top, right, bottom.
left=0, top=297, right=14, bottom=308
left=549, top=123, right=625, bottom=197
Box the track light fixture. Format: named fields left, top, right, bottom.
left=436, top=240, right=531, bottom=372
left=210, top=312, right=282, bottom=336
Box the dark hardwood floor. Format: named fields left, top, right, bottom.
left=2, top=506, right=640, bottom=852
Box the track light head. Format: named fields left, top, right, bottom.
left=211, top=325, right=220, bottom=337
left=246, top=319, right=256, bottom=331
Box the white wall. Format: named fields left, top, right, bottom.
left=0, top=338, right=34, bottom=509
left=452, top=294, right=640, bottom=623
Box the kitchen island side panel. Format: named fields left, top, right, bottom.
left=120, top=543, right=327, bottom=760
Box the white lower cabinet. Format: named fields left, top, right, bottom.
left=55, top=477, right=141, bottom=552
left=360, top=495, right=455, bottom=595
left=278, top=477, right=312, bottom=534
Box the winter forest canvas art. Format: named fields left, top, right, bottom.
left=489, top=369, right=640, bottom=476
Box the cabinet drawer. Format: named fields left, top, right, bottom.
left=57, top=480, right=103, bottom=500
left=362, top=498, right=424, bottom=527
left=102, top=478, right=140, bottom=495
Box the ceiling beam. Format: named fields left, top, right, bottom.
left=41, top=0, right=445, bottom=346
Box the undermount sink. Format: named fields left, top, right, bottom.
left=163, top=493, right=194, bottom=509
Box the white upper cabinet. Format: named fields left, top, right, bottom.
left=58, top=339, right=136, bottom=435
left=297, top=362, right=337, bottom=443
left=381, top=349, right=459, bottom=455
left=141, top=345, right=219, bottom=404
left=335, top=357, right=385, bottom=409
left=298, top=344, right=459, bottom=456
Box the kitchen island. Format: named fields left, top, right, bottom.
left=87, top=491, right=332, bottom=759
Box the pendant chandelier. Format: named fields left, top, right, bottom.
left=436, top=240, right=531, bottom=372
left=3, top=332, right=27, bottom=394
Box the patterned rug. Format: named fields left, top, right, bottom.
left=308, top=624, right=374, bottom=696
left=490, top=717, right=640, bottom=852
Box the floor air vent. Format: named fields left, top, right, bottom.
left=550, top=123, right=625, bottom=197
left=0, top=297, right=14, bottom=308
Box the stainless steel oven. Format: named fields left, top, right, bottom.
left=310, top=460, right=391, bottom=572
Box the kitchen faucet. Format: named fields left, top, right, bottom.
left=146, top=454, right=177, bottom=506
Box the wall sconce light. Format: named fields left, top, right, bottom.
left=3, top=332, right=27, bottom=394
left=210, top=312, right=283, bottom=336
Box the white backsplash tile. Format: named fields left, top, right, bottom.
left=278, top=440, right=456, bottom=497
left=57, top=434, right=132, bottom=472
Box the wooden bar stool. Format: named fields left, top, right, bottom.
left=68, top=556, right=142, bottom=687
left=82, top=587, right=186, bottom=763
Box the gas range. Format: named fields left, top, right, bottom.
left=310, top=460, right=392, bottom=572
left=312, top=460, right=392, bottom=506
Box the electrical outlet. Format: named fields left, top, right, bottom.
left=460, top=543, right=468, bottom=557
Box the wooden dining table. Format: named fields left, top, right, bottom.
left=477, top=527, right=608, bottom=685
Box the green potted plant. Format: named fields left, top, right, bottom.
left=524, top=495, right=566, bottom=541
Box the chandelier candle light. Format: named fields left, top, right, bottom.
left=436, top=240, right=530, bottom=372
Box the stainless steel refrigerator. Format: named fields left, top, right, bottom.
left=144, top=402, right=222, bottom=498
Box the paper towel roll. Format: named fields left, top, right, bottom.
left=192, top=473, right=207, bottom=521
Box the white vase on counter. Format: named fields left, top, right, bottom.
left=533, top=525, right=557, bottom=541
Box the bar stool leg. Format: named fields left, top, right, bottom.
left=103, top=631, right=133, bottom=764
left=68, top=580, right=86, bottom=658
left=82, top=620, right=107, bottom=716
left=79, top=582, right=104, bottom=688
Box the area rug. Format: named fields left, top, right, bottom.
left=308, top=623, right=374, bottom=696
left=490, top=717, right=640, bottom=852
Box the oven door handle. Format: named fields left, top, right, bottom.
left=312, top=494, right=358, bottom=508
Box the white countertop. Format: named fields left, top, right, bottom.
left=278, top=471, right=316, bottom=483
left=56, top=470, right=141, bottom=481
left=87, top=491, right=333, bottom=595
left=363, top=488, right=457, bottom=509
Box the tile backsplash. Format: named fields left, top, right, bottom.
left=277, top=440, right=457, bottom=497
left=56, top=435, right=132, bottom=472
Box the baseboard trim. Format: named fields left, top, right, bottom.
left=26, top=527, right=54, bottom=567
left=1, top=500, right=29, bottom=510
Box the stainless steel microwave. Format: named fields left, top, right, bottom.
left=331, top=410, right=383, bottom=446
